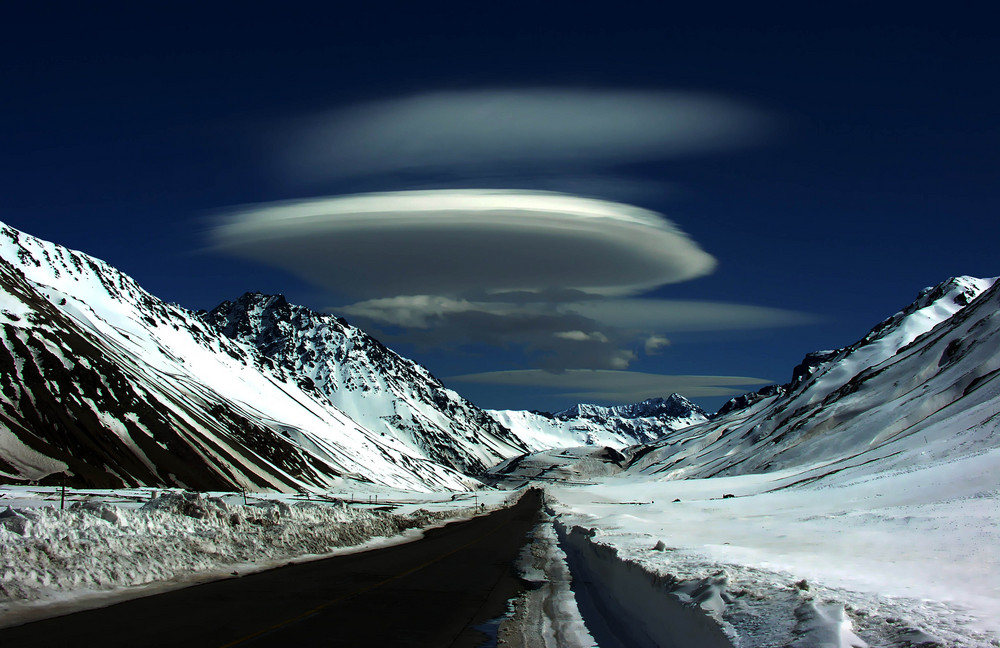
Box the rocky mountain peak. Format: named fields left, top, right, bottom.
left=198, top=292, right=528, bottom=475
left=554, top=393, right=705, bottom=421
left=714, top=384, right=786, bottom=418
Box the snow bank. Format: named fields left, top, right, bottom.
left=0, top=488, right=493, bottom=627
left=543, top=515, right=960, bottom=647
left=556, top=521, right=736, bottom=648
left=542, top=448, right=1000, bottom=647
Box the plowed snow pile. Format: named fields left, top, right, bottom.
left=0, top=488, right=497, bottom=626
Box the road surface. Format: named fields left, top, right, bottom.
left=0, top=488, right=543, bottom=647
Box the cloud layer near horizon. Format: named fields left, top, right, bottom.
left=338, top=294, right=814, bottom=371
left=448, top=369, right=773, bottom=403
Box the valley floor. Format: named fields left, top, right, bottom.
left=4, top=448, right=999, bottom=647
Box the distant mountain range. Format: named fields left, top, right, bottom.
left=0, top=221, right=702, bottom=491
left=488, top=395, right=708, bottom=452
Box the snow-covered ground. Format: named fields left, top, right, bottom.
left=520, top=447, right=1000, bottom=647
left=0, top=485, right=512, bottom=629
left=5, top=455, right=999, bottom=647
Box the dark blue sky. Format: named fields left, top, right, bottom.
left=2, top=5, right=997, bottom=412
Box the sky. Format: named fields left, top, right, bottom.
left=2, top=5, right=997, bottom=413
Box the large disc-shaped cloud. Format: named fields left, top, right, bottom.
left=210, top=190, right=717, bottom=298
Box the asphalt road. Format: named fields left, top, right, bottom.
left=1, top=489, right=543, bottom=647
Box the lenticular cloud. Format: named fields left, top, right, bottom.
left=277, top=89, right=772, bottom=183
left=210, top=189, right=717, bottom=298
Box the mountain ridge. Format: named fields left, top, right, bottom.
left=624, top=274, right=1000, bottom=480
left=0, top=222, right=492, bottom=491
left=200, top=291, right=529, bottom=474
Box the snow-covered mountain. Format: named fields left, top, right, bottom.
left=0, top=222, right=486, bottom=492
left=554, top=394, right=707, bottom=422
left=200, top=293, right=528, bottom=474
left=6, top=211, right=995, bottom=502
left=489, top=394, right=708, bottom=452
left=625, top=275, right=1000, bottom=481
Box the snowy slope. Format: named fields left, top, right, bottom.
left=0, top=222, right=479, bottom=492
left=489, top=394, right=707, bottom=452
left=201, top=293, right=528, bottom=474
left=625, top=275, right=1000, bottom=482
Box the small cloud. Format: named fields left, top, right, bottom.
left=605, top=350, right=636, bottom=371
left=644, top=335, right=671, bottom=354
left=448, top=369, right=773, bottom=403
left=554, top=330, right=609, bottom=343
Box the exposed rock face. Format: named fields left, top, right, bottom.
left=715, top=384, right=786, bottom=418
left=201, top=293, right=528, bottom=475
